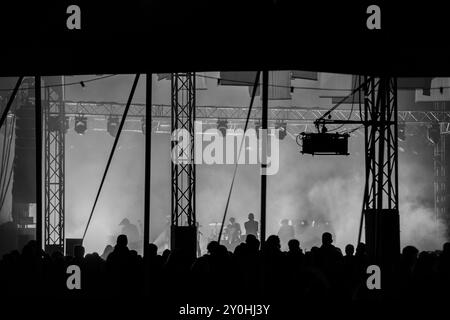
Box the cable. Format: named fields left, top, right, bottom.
left=0, top=74, right=117, bottom=92
left=0, top=159, right=13, bottom=214
left=0, top=116, right=14, bottom=213
left=0, top=117, right=14, bottom=201
left=81, top=74, right=141, bottom=242
left=0, top=76, right=23, bottom=129
left=327, top=75, right=360, bottom=133
left=217, top=71, right=261, bottom=243
left=0, top=120, right=8, bottom=184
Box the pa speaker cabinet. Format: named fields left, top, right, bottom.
left=364, top=209, right=400, bottom=265
left=170, top=225, right=197, bottom=259
left=66, top=238, right=83, bottom=257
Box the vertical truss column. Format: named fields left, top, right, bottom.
left=433, top=102, right=446, bottom=229
left=171, top=72, right=196, bottom=226
left=363, top=76, right=400, bottom=265
left=44, top=78, right=65, bottom=253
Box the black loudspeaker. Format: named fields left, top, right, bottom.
left=171, top=225, right=197, bottom=259
left=12, top=103, right=36, bottom=203
left=365, top=209, right=400, bottom=265
left=66, top=238, right=83, bottom=257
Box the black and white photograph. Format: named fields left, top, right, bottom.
left=0, top=1, right=449, bottom=318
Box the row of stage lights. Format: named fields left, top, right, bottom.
left=48, top=115, right=288, bottom=139
left=48, top=114, right=122, bottom=137
left=47, top=117, right=442, bottom=143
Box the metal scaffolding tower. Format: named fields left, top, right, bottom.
left=433, top=102, right=447, bottom=236
left=43, top=78, right=65, bottom=253
left=170, top=73, right=197, bottom=256
left=171, top=73, right=196, bottom=227
left=363, top=76, right=400, bottom=265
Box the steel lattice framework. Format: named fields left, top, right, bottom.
left=60, top=101, right=450, bottom=123
left=55, top=101, right=450, bottom=137
left=171, top=73, right=196, bottom=227
left=43, top=81, right=65, bottom=253
left=364, top=77, right=399, bottom=211
left=433, top=102, right=447, bottom=228
left=363, top=77, right=400, bottom=264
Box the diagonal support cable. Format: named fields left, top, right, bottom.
left=82, top=74, right=140, bottom=242
left=0, top=76, right=23, bottom=129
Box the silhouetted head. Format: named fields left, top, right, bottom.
left=229, top=217, right=235, bottom=223
left=322, top=232, right=333, bottom=246
left=402, top=245, right=419, bottom=264
left=116, top=234, right=128, bottom=247
left=74, top=245, right=85, bottom=259
left=162, top=249, right=171, bottom=262
left=218, top=244, right=228, bottom=256
left=265, top=235, right=281, bottom=252
left=246, top=234, right=260, bottom=252
left=345, top=244, right=354, bottom=256
left=119, top=218, right=130, bottom=226
left=234, top=243, right=246, bottom=256
left=248, top=213, right=254, bottom=221
left=443, top=242, right=450, bottom=255
left=146, top=243, right=158, bottom=257
left=288, top=239, right=300, bottom=252
left=207, top=241, right=220, bottom=255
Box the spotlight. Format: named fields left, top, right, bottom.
left=217, top=119, right=228, bottom=136
left=74, top=115, right=87, bottom=135
left=275, top=121, right=287, bottom=140
left=398, top=123, right=406, bottom=141
left=48, top=116, right=71, bottom=134
left=107, top=115, right=120, bottom=137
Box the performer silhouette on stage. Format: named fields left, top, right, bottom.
left=277, top=219, right=295, bottom=251
left=225, top=217, right=241, bottom=251
left=244, top=213, right=259, bottom=238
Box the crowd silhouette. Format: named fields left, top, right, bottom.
left=1, top=232, right=450, bottom=302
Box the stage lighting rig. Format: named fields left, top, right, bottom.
left=255, top=121, right=261, bottom=139
left=74, top=114, right=87, bottom=135
left=217, top=119, right=228, bottom=136
left=107, top=115, right=120, bottom=137
left=275, top=121, right=287, bottom=140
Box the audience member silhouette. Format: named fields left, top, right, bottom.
left=1, top=231, right=449, bottom=303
